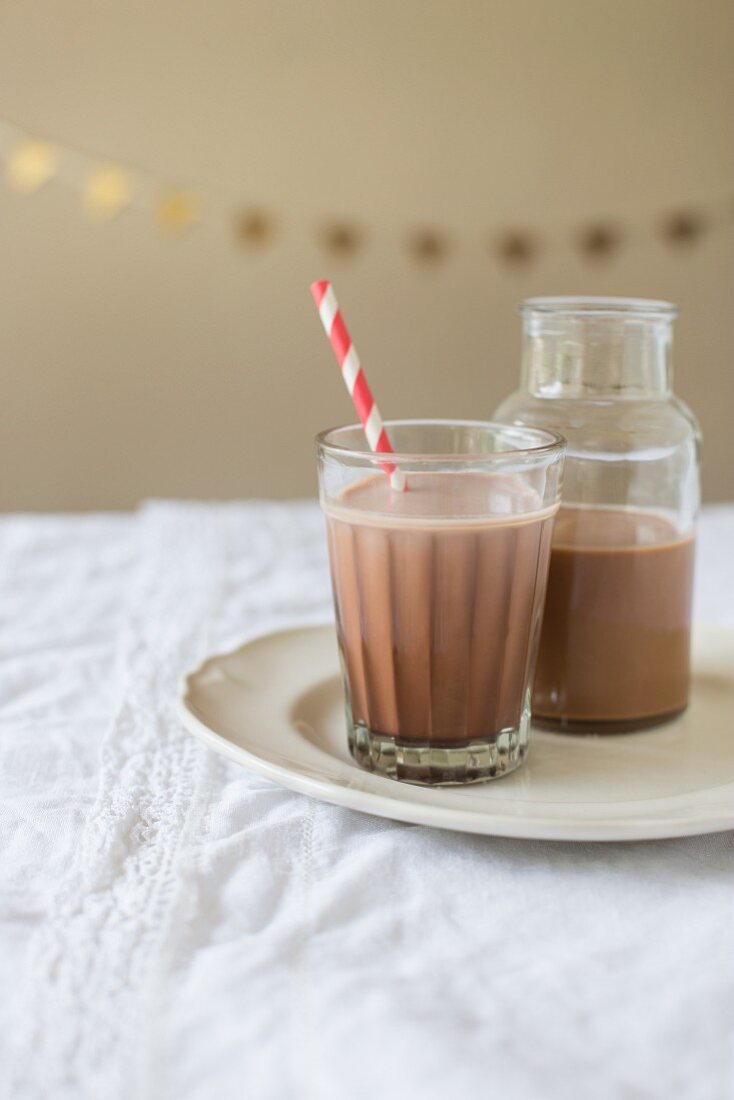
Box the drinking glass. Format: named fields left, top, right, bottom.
left=316, top=419, right=565, bottom=786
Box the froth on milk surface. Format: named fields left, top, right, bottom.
left=323, top=471, right=554, bottom=527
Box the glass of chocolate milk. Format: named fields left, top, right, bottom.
left=496, top=298, right=701, bottom=732
left=316, top=420, right=565, bottom=785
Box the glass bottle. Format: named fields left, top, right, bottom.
left=495, top=297, right=701, bottom=732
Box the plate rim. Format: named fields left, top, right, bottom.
left=177, top=622, right=734, bottom=843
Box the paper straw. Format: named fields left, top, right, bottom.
left=310, top=280, right=405, bottom=490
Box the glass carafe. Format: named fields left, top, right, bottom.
left=495, top=297, right=700, bottom=732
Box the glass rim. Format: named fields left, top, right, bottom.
left=315, top=418, right=566, bottom=464
left=519, top=296, right=678, bottom=319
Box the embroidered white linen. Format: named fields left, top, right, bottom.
left=1, top=502, right=733, bottom=1100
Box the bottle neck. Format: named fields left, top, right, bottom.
left=521, top=309, right=673, bottom=399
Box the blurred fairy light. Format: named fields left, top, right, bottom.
left=661, top=211, right=708, bottom=246
left=235, top=208, right=276, bottom=248
left=495, top=230, right=537, bottom=264
left=155, top=188, right=199, bottom=234
left=318, top=220, right=364, bottom=257
left=0, top=117, right=729, bottom=263
left=577, top=223, right=622, bottom=259
left=406, top=227, right=450, bottom=263
left=82, top=165, right=135, bottom=220
left=5, top=139, right=58, bottom=193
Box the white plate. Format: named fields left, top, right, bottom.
left=177, top=623, right=734, bottom=842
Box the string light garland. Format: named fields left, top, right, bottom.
left=0, top=118, right=731, bottom=264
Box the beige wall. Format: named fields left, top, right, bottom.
left=0, top=0, right=732, bottom=509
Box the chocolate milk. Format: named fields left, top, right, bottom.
left=533, top=507, right=695, bottom=730
left=324, top=472, right=555, bottom=744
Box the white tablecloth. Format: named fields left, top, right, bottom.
left=1, top=502, right=733, bottom=1100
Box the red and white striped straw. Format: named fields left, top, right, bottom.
left=311, top=279, right=405, bottom=490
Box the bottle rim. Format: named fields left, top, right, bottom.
left=519, top=296, right=678, bottom=319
